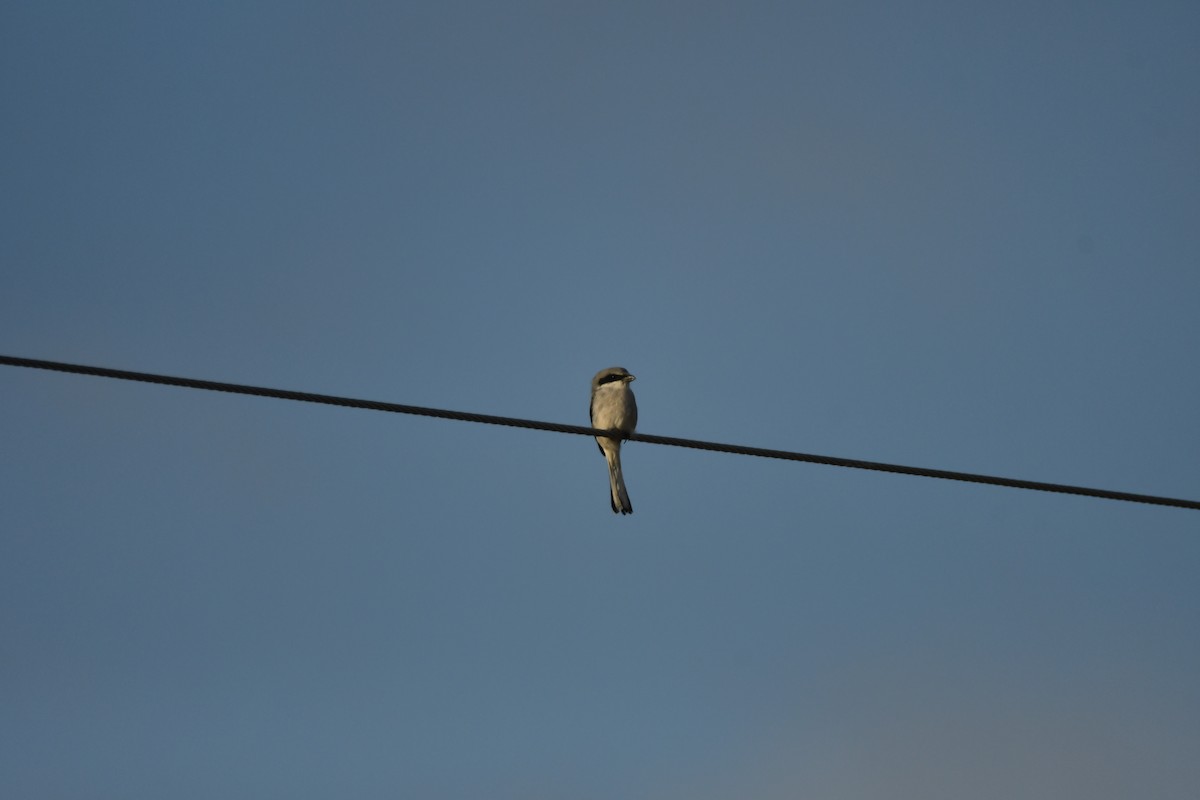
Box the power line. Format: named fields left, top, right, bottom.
left=2, top=353, right=1197, bottom=512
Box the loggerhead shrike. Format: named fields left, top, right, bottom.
left=590, top=366, right=638, bottom=514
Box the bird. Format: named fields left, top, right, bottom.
left=589, top=366, right=638, bottom=514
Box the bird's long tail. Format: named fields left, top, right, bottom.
left=605, top=447, right=633, bottom=515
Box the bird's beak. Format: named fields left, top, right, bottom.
left=626, top=374, right=636, bottom=382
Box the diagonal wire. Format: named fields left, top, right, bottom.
left=2, top=353, right=1197, bottom=511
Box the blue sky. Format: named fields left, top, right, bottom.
left=2, top=2, right=1198, bottom=797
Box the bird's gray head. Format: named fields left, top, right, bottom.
left=592, top=366, right=635, bottom=390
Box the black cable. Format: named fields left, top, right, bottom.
left=3, top=354, right=1197, bottom=511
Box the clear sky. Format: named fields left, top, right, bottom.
left=2, top=2, right=1198, bottom=797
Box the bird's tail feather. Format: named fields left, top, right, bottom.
left=606, top=449, right=633, bottom=515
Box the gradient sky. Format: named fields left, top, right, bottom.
left=2, top=2, right=1198, bottom=798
